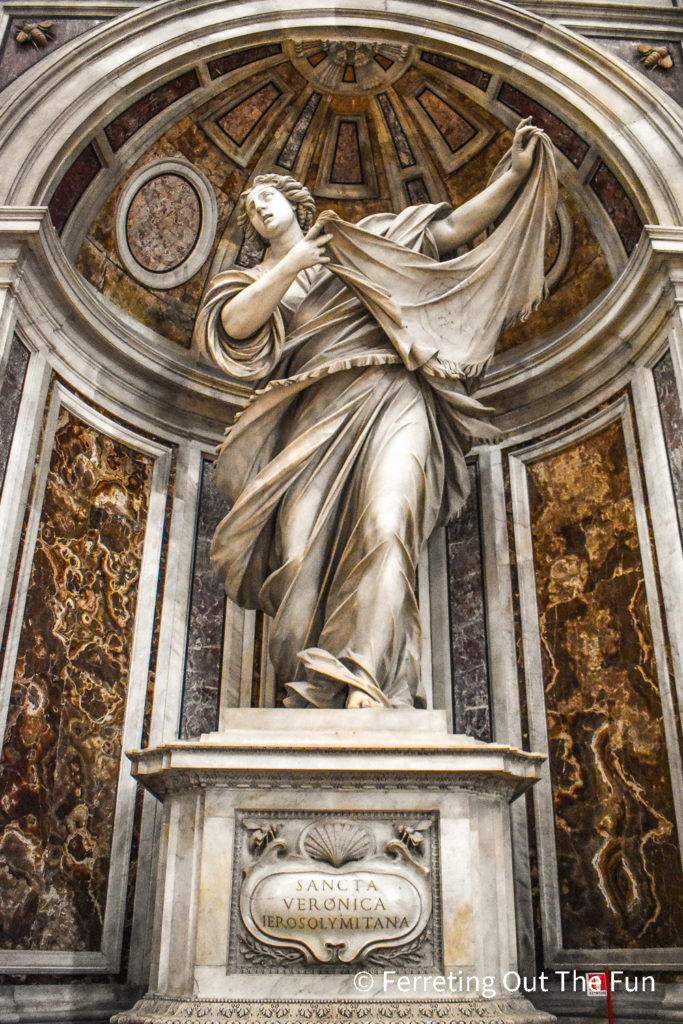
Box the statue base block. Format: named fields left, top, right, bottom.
left=122, top=710, right=554, bottom=1024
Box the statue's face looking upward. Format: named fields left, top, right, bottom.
left=245, top=184, right=297, bottom=242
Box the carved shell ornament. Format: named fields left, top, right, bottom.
left=300, top=820, right=374, bottom=866
left=285, top=39, right=413, bottom=93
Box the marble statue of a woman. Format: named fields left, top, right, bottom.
left=196, top=119, right=557, bottom=710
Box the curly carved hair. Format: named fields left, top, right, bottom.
left=238, top=173, right=317, bottom=247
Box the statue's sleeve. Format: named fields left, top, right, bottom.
left=194, top=268, right=284, bottom=381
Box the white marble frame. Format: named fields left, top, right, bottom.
left=0, top=382, right=172, bottom=973
left=509, top=394, right=683, bottom=969
left=114, top=158, right=218, bottom=290
left=127, top=440, right=205, bottom=986
left=477, top=444, right=538, bottom=978
left=0, top=329, right=51, bottom=665
left=402, top=73, right=495, bottom=175
left=313, top=111, right=379, bottom=199
left=544, top=199, right=574, bottom=293
left=198, top=70, right=296, bottom=170
left=632, top=354, right=683, bottom=737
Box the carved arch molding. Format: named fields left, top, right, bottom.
left=0, top=0, right=682, bottom=439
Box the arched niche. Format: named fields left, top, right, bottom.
left=0, top=0, right=681, bottom=440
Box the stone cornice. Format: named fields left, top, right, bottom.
left=128, top=730, right=546, bottom=802
left=521, top=2, right=683, bottom=36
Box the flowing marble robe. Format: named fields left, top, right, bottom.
left=197, top=134, right=557, bottom=708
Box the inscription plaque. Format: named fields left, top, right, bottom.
left=231, top=813, right=441, bottom=972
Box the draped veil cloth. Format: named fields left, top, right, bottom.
left=196, top=134, right=557, bottom=708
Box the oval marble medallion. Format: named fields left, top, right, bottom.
left=126, top=173, right=201, bottom=273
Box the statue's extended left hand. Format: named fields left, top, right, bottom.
left=510, top=117, right=540, bottom=179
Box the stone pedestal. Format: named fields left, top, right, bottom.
left=116, top=710, right=555, bottom=1024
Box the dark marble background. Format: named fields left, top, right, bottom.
left=590, top=38, right=683, bottom=111
left=0, top=334, right=30, bottom=497
left=653, top=350, right=683, bottom=543
left=0, top=408, right=153, bottom=951
left=179, top=459, right=226, bottom=739
left=446, top=463, right=491, bottom=741
left=0, top=17, right=102, bottom=91
left=527, top=419, right=683, bottom=949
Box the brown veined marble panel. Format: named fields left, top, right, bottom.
left=405, top=177, right=431, bottom=205
left=217, top=83, right=282, bottom=147
left=0, top=407, right=153, bottom=951
left=180, top=459, right=226, bottom=739
left=416, top=88, right=476, bottom=152
left=446, top=463, right=491, bottom=741
left=104, top=70, right=199, bottom=152
left=250, top=611, right=266, bottom=709
left=277, top=92, right=322, bottom=170
left=49, top=143, right=102, bottom=233
left=527, top=419, right=683, bottom=948
left=0, top=334, right=30, bottom=497
left=330, top=121, right=363, bottom=184
left=589, top=162, right=643, bottom=255
left=498, top=83, right=589, bottom=168
left=208, top=43, right=283, bottom=81
left=653, top=350, right=683, bottom=544
left=419, top=51, right=491, bottom=91
left=377, top=92, right=416, bottom=168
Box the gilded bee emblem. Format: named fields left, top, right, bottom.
left=15, top=22, right=54, bottom=48
left=637, top=44, right=674, bottom=70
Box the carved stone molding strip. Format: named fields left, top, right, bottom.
left=113, top=995, right=555, bottom=1024
left=132, top=769, right=537, bottom=800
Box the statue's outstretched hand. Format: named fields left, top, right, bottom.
left=510, top=117, right=541, bottom=180
left=286, top=219, right=333, bottom=273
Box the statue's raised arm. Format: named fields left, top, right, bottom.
left=429, top=117, right=544, bottom=255
left=196, top=121, right=557, bottom=710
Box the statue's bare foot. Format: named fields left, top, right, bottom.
left=346, top=686, right=381, bottom=709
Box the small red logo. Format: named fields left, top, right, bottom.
left=587, top=973, right=607, bottom=997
